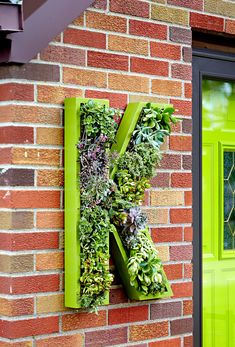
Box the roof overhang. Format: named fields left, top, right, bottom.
left=0, top=0, right=94, bottom=63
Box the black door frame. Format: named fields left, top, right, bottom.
left=193, top=48, right=235, bottom=347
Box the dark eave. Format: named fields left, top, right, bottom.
left=0, top=0, right=94, bottom=63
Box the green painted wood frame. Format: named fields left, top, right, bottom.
left=64, top=99, right=172, bottom=307
left=110, top=102, right=173, bottom=300
left=64, top=97, right=109, bottom=308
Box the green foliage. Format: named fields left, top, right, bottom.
left=117, top=143, right=161, bottom=180
left=79, top=207, right=114, bottom=311
left=127, top=229, right=167, bottom=295
left=132, top=103, right=176, bottom=149
left=80, top=100, right=121, bottom=143
left=78, top=100, right=175, bottom=308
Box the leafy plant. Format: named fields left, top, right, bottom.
left=127, top=229, right=167, bottom=295
left=79, top=207, right=114, bottom=311
left=132, top=103, right=176, bottom=149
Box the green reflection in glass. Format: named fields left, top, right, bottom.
left=224, top=151, right=235, bottom=250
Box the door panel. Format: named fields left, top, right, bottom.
left=203, top=77, right=235, bottom=346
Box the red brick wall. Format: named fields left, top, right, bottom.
left=0, top=0, right=235, bottom=345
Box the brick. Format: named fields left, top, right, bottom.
left=37, top=85, right=82, bottom=104
left=150, top=301, right=181, bottom=320
left=37, top=211, right=63, bottom=229
left=171, top=317, right=193, bottom=335
left=149, top=338, right=181, bottom=347
left=171, top=173, right=192, bottom=188
left=36, top=252, right=63, bottom=270
left=184, top=82, right=192, bottom=98
left=184, top=226, right=193, bottom=241
left=170, top=208, right=192, bottom=223
left=160, top=154, right=182, bottom=169
left=183, top=47, right=192, bottom=62
left=150, top=42, right=181, bottom=60
left=109, top=306, right=148, bottom=325
left=0, top=317, right=59, bottom=339
left=0, top=169, right=34, bottom=186
left=170, top=135, right=192, bottom=151
left=0, top=211, right=33, bottom=230
left=0, top=83, right=34, bottom=102
left=110, top=0, right=149, bottom=17
left=85, top=90, right=127, bottom=109
left=63, top=67, right=107, bottom=88
left=108, top=35, right=148, bottom=55
left=226, top=19, right=235, bottom=35
left=109, top=74, right=149, bottom=93
left=184, top=299, right=193, bottom=315
left=0, top=232, right=59, bottom=251
left=168, top=0, right=203, bottom=10
left=129, top=94, right=168, bottom=105
left=91, top=0, right=107, bottom=9
left=184, top=335, right=193, bottom=347
left=152, top=79, right=182, bottom=97
left=40, top=45, right=85, bottom=65
left=0, top=105, right=61, bottom=125
left=72, top=14, right=84, bottom=26
left=158, top=246, right=171, bottom=262
left=129, top=19, right=167, bottom=39
left=185, top=190, right=192, bottom=205
left=37, top=294, right=65, bottom=314
left=170, top=245, right=192, bottom=261
left=85, top=327, right=127, bottom=347
left=151, top=4, right=188, bottom=25
left=184, top=263, right=192, bottom=278
left=88, top=51, right=128, bottom=71
left=0, top=190, right=60, bottom=209
left=0, top=297, right=34, bottom=316
left=150, top=191, right=183, bottom=206
left=171, top=281, right=193, bottom=298
left=36, top=128, right=63, bottom=146
left=37, top=169, right=64, bottom=186
left=152, top=227, right=183, bottom=243
left=130, top=321, right=168, bottom=341
left=12, top=148, right=61, bottom=166
left=131, top=57, right=168, bottom=76
left=0, top=254, right=34, bottom=273
left=64, top=28, right=106, bottom=48
left=150, top=173, right=170, bottom=188
left=36, top=334, right=83, bottom=347
left=86, top=11, right=127, bottom=33
left=109, top=287, right=128, bottom=305
left=0, top=274, right=60, bottom=294
left=182, top=119, right=192, bottom=133
left=171, top=64, right=192, bottom=80
left=0, top=342, right=32, bottom=347
left=0, top=63, right=60, bottom=82
left=142, top=208, right=168, bottom=224
left=191, top=12, right=224, bottom=32
left=0, top=126, right=33, bottom=144
left=62, top=310, right=106, bottom=331
left=0, top=148, right=11, bottom=164
left=164, top=263, right=183, bottom=280
left=170, top=27, right=192, bottom=44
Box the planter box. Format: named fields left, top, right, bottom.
left=110, top=101, right=173, bottom=301
left=0, top=3, right=23, bottom=33
left=111, top=227, right=173, bottom=300
left=64, top=97, right=110, bottom=308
